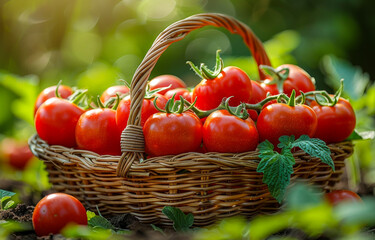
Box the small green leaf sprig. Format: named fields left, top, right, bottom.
left=257, top=135, right=334, bottom=203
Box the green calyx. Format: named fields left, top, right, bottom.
left=259, top=65, right=290, bottom=93
left=96, top=93, right=121, bottom=110
left=144, top=84, right=171, bottom=99
left=313, top=79, right=344, bottom=107
left=187, top=50, right=224, bottom=80
left=153, top=94, right=196, bottom=114
left=224, top=97, right=249, bottom=120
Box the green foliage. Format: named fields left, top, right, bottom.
left=162, top=206, right=194, bottom=232
left=0, top=220, right=32, bottom=239
left=292, top=135, right=334, bottom=171
left=257, top=140, right=294, bottom=203
left=194, top=183, right=375, bottom=240
left=0, top=189, right=16, bottom=210
left=62, top=210, right=130, bottom=240
left=257, top=135, right=333, bottom=203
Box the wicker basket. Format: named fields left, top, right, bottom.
left=29, top=13, right=354, bottom=227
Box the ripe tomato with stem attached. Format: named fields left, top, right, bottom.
left=76, top=97, right=122, bottom=155
left=189, top=50, right=252, bottom=111
left=309, top=97, right=356, bottom=143
left=203, top=109, right=259, bottom=153
left=256, top=90, right=317, bottom=147
left=32, top=193, right=87, bottom=237
left=260, top=64, right=315, bottom=96
left=144, top=111, right=202, bottom=157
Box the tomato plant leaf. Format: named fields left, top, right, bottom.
left=277, top=135, right=295, bottom=149
left=292, top=135, right=334, bottom=171
left=162, top=206, right=194, bottom=232
left=257, top=141, right=295, bottom=203
left=88, top=215, right=115, bottom=230
left=86, top=210, right=96, bottom=221
left=346, top=130, right=375, bottom=141
left=0, top=189, right=15, bottom=199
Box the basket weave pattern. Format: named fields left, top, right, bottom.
left=29, top=13, right=354, bottom=226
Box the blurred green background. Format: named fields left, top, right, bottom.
left=0, top=0, right=374, bottom=194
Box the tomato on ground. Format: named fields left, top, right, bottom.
left=325, top=190, right=361, bottom=206
left=203, top=110, right=259, bottom=153
left=34, top=85, right=73, bottom=115
left=309, top=98, right=356, bottom=143
left=32, top=193, right=87, bottom=237
left=148, top=75, right=187, bottom=95
left=35, top=98, right=84, bottom=147
left=143, top=112, right=202, bottom=157
left=257, top=102, right=317, bottom=147
left=76, top=108, right=122, bottom=155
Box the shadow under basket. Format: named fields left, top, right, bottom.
left=29, top=134, right=353, bottom=227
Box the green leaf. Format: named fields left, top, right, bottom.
left=346, top=130, right=375, bottom=141
left=257, top=141, right=295, bottom=203
left=62, top=224, right=112, bottom=240
left=277, top=135, right=295, bottom=149
left=88, top=216, right=115, bottom=230
left=162, top=206, right=194, bottom=232
left=0, top=189, right=16, bottom=199
left=86, top=210, right=96, bottom=221
left=249, top=212, right=292, bottom=240
left=292, top=135, right=335, bottom=171
left=2, top=197, right=15, bottom=210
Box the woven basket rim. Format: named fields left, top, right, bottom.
left=29, top=133, right=354, bottom=171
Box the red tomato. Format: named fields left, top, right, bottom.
left=35, top=98, right=84, bottom=147
left=100, top=85, right=130, bottom=103
left=248, top=80, right=267, bottom=121
left=32, top=193, right=87, bottom=237
left=116, top=94, right=168, bottom=132
left=34, top=85, right=73, bottom=115
left=143, top=112, right=202, bottom=157
left=309, top=98, right=356, bottom=143
left=76, top=108, right=122, bottom=155
left=149, top=75, right=187, bottom=95
left=164, top=88, right=192, bottom=102
left=0, top=138, right=34, bottom=170
left=260, top=78, right=279, bottom=95
left=257, top=103, right=317, bottom=146
left=325, top=190, right=361, bottom=206
left=260, top=64, right=315, bottom=96
left=192, top=66, right=252, bottom=110
left=203, top=110, right=259, bottom=153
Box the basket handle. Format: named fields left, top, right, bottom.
left=117, top=13, right=271, bottom=177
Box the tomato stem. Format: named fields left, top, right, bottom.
left=259, top=65, right=289, bottom=93
left=55, top=80, right=63, bottom=98
left=69, top=89, right=88, bottom=106
left=187, top=50, right=224, bottom=80
left=144, top=84, right=171, bottom=100
left=287, top=90, right=296, bottom=107
left=97, top=96, right=105, bottom=108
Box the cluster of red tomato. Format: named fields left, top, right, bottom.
left=33, top=53, right=356, bottom=157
